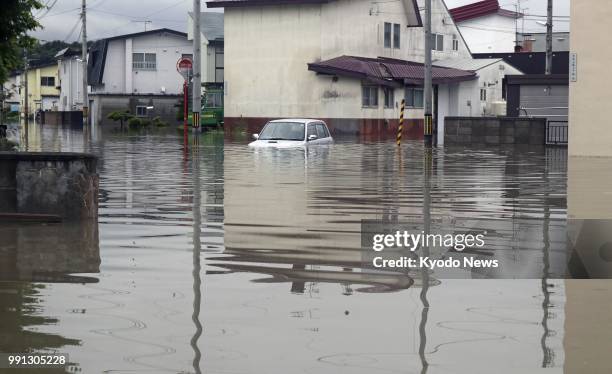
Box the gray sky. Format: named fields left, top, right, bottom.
left=32, top=0, right=569, bottom=42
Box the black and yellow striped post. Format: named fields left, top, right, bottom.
left=397, top=99, right=405, bottom=146
left=424, top=114, right=433, bottom=146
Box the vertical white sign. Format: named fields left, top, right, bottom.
left=570, top=53, right=578, bottom=82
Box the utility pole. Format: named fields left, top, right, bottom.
left=81, top=0, right=89, bottom=124
left=545, top=0, right=553, bottom=75
left=192, top=0, right=201, bottom=132
left=423, top=0, right=433, bottom=146
left=23, top=48, right=28, bottom=121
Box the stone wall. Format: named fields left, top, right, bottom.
left=444, top=117, right=546, bottom=146
left=0, top=152, right=98, bottom=220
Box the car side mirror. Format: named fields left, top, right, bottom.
left=252, top=133, right=259, bottom=140
left=308, top=134, right=318, bottom=141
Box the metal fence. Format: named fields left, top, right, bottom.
left=546, top=121, right=568, bottom=145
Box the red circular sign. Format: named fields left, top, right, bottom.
left=176, top=57, right=193, bottom=80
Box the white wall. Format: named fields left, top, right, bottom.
left=58, top=56, right=84, bottom=111
left=457, top=14, right=517, bottom=53
left=3, top=75, right=21, bottom=105
left=93, top=31, right=192, bottom=95
left=224, top=0, right=471, bottom=120
left=476, top=61, right=521, bottom=115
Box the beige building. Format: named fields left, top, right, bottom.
left=19, top=62, right=60, bottom=115
left=569, top=1, right=612, bottom=157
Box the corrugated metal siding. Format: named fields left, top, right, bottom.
left=519, top=85, right=568, bottom=121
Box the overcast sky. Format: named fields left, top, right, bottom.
left=32, top=0, right=570, bottom=42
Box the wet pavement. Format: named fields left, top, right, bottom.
left=0, top=122, right=610, bottom=373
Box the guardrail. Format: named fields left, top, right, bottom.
left=546, top=121, right=568, bottom=145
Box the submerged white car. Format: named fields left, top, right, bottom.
left=248, top=119, right=333, bottom=148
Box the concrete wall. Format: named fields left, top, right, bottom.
left=569, top=1, right=612, bottom=157
left=223, top=0, right=470, bottom=123
left=92, top=31, right=192, bottom=96
left=444, top=117, right=546, bottom=145
left=91, top=94, right=180, bottom=125
left=457, top=14, right=516, bottom=53
left=0, top=152, right=98, bottom=220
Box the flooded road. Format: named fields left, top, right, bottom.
left=0, top=123, right=610, bottom=373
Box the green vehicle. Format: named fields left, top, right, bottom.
left=186, top=84, right=224, bottom=128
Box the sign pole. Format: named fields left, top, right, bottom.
left=184, top=81, right=188, bottom=145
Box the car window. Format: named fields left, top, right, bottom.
left=307, top=124, right=318, bottom=138
left=316, top=123, right=328, bottom=138
left=259, top=122, right=305, bottom=141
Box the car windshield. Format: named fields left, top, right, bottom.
left=258, top=122, right=305, bottom=141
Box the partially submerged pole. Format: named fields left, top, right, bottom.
left=192, top=0, right=202, bottom=132
left=81, top=0, right=89, bottom=124
left=423, top=0, right=433, bottom=146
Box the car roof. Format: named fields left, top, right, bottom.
left=269, top=118, right=325, bottom=124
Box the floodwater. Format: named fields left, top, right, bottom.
left=0, top=122, right=610, bottom=373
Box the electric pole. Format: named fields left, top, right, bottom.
left=545, top=0, right=553, bottom=75
left=82, top=0, right=89, bottom=124
left=423, top=0, right=433, bottom=146
left=23, top=48, right=28, bottom=121
left=192, top=0, right=201, bottom=132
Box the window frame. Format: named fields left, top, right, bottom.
left=406, top=87, right=424, bottom=108
left=41, top=76, right=55, bottom=87
left=480, top=88, right=487, bottom=102
left=383, top=87, right=395, bottom=109
left=393, top=23, right=401, bottom=49
left=384, top=22, right=392, bottom=48
left=362, top=85, right=379, bottom=108
left=431, top=33, right=444, bottom=51
left=136, top=105, right=148, bottom=117
left=132, top=52, right=157, bottom=70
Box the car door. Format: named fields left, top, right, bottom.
left=315, top=123, right=332, bottom=144
left=306, top=123, right=323, bottom=145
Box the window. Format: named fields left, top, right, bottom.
left=362, top=85, right=379, bottom=108
left=136, top=105, right=147, bottom=117
left=452, top=35, right=459, bottom=51
left=406, top=87, right=424, bottom=108
left=260, top=122, right=305, bottom=141
left=204, top=91, right=223, bottom=108
left=383, top=87, right=394, bottom=108
left=393, top=23, right=401, bottom=49
left=431, top=33, right=444, bottom=51
left=307, top=124, right=318, bottom=138
left=41, top=76, right=55, bottom=86
left=480, top=88, right=487, bottom=101
left=315, top=123, right=329, bottom=138
left=215, top=46, right=224, bottom=82
left=384, top=22, right=392, bottom=48
left=133, top=53, right=156, bottom=70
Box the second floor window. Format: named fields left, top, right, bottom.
left=41, top=76, right=55, bottom=86
left=384, top=23, right=401, bottom=49
left=431, top=33, right=444, bottom=51
left=452, top=35, right=459, bottom=51
left=133, top=53, right=156, bottom=70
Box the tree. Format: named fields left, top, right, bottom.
left=0, top=0, right=43, bottom=84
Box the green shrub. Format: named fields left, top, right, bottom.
left=107, top=110, right=133, bottom=129
left=127, top=117, right=141, bottom=129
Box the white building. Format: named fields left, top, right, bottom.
left=2, top=73, right=21, bottom=112
left=208, top=0, right=519, bottom=142
left=433, top=58, right=522, bottom=116
left=87, top=28, right=193, bottom=124
left=55, top=48, right=84, bottom=111
left=449, top=0, right=522, bottom=53
left=187, top=12, right=224, bottom=84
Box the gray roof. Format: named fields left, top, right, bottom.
left=433, top=58, right=503, bottom=71
left=189, top=12, right=224, bottom=42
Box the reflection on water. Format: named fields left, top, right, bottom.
left=0, top=122, right=610, bottom=373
